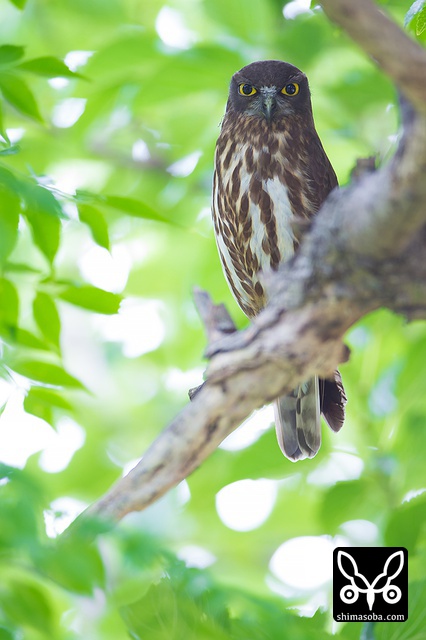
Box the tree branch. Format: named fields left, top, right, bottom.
left=74, top=0, right=426, bottom=527
left=320, top=0, right=426, bottom=111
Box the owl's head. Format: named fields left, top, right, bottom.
left=227, top=60, right=312, bottom=122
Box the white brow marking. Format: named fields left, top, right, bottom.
left=260, top=86, right=277, bottom=95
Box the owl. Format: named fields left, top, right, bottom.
left=212, top=60, right=346, bottom=460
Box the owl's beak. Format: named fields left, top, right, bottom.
left=261, top=93, right=277, bottom=122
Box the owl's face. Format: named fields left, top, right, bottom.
left=227, top=60, right=311, bottom=122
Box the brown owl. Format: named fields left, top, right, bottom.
left=212, top=60, right=346, bottom=461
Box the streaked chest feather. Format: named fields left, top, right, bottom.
left=213, top=138, right=306, bottom=315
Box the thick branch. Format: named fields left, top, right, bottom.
left=85, top=303, right=353, bottom=523
left=300, top=99, right=426, bottom=261
left=344, top=99, right=426, bottom=257
left=75, top=1, right=426, bottom=526
left=320, top=0, right=426, bottom=111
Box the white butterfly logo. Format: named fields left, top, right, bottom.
left=337, top=550, right=404, bottom=611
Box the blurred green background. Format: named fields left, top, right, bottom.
left=0, top=0, right=425, bottom=638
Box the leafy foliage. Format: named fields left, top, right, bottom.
left=405, top=0, right=426, bottom=35
left=0, top=0, right=424, bottom=638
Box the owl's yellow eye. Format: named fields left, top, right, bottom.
left=281, top=82, right=299, bottom=96
left=239, top=83, right=257, bottom=96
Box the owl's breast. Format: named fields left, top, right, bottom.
left=213, top=138, right=299, bottom=315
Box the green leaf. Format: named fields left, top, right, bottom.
left=0, top=581, right=53, bottom=634
left=0, top=101, right=9, bottom=142
left=0, top=324, right=52, bottom=351
left=4, top=327, right=50, bottom=351
left=27, top=386, right=72, bottom=411
left=0, top=626, right=15, bottom=640
left=18, top=56, right=83, bottom=79
left=121, top=578, right=228, bottom=640
left=8, top=359, right=84, bottom=389
left=0, top=323, right=52, bottom=353
left=417, top=6, right=426, bottom=35
left=0, top=143, right=19, bottom=155
left=22, top=184, right=62, bottom=263
left=84, top=32, right=159, bottom=79
left=33, top=292, right=60, bottom=348
left=0, top=402, right=7, bottom=420
left=0, top=73, right=42, bottom=122
left=0, top=184, right=20, bottom=263
left=121, top=565, right=332, bottom=640
left=59, top=285, right=121, bottom=314
left=103, top=195, right=169, bottom=224
left=22, top=182, right=63, bottom=218
left=8, top=0, right=28, bottom=8
left=0, top=278, right=19, bottom=327
left=320, top=480, right=377, bottom=532
left=384, top=493, right=426, bottom=553
left=25, top=209, right=61, bottom=263
left=0, top=166, right=20, bottom=195
left=376, top=581, right=426, bottom=639
left=0, top=45, right=25, bottom=65
left=24, top=387, right=72, bottom=426
left=405, top=0, right=425, bottom=28
left=24, top=388, right=53, bottom=425
left=204, top=0, right=275, bottom=44
left=4, top=261, right=41, bottom=273
left=36, top=537, right=105, bottom=595
left=0, top=464, right=43, bottom=549
left=78, top=203, right=110, bottom=250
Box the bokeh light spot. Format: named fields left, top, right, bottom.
left=270, top=536, right=334, bottom=590
left=216, top=478, right=277, bottom=531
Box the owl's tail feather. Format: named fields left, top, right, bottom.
left=274, top=372, right=346, bottom=461
left=319, top=370, right=347, bottom=433
left=274, top=377, right=321, bottom=461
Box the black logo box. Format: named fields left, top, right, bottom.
left=333, top=547, right=408, bottom=622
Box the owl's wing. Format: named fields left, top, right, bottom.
left=307, top=136, right=338, bottom=212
